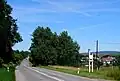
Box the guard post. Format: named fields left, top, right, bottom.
left=77, top=68, right=80, bottom=74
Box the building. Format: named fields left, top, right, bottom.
left=101, top=55, right=115, bottom=66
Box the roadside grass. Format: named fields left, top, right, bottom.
left=40, top=65, right=117, bottom=80
left=0, top=68, right=15, bottom=81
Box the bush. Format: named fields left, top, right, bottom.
left=106, top=68, right=120, bottom=80
left=106, top=63, right=110, bottom=67
left=8, top=62, right=15, bottom=71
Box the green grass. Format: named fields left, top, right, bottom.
left=0, top=68, right=15, bottom=81
left=40, top=66, right=116, bottom=80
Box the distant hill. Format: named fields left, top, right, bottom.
left=98, top=51, right=120, bottom=55
left=80, top=51, right=120, bottom=56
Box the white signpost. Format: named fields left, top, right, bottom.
left=88, top=49, right=93, bottom=73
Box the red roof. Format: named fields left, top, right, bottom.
left=102, top=57, right=113, bottom=62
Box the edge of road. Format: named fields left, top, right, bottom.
left=15, top=70, right=28, bottom=81
left=25, top=65, right=111, bottom=81
left=33, top=67, right=95, bottom=81
left=36, top=67, right=112, bottom=81
left=19, top=59, right=111, bottom=81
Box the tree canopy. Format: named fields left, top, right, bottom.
left=12, top=50, right=30, bottom=65
left=0, top=0, right=22, bottom=63
left=29, top=26, right=82, bottom=66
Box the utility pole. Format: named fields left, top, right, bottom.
left=96, top=40, right=99, bottom=59
left=96, top=40, right=99, bottom=71
left=88, top=49, right=90, bottom=73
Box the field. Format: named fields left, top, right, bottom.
left=0, top=68, right=15, bottom=81
left=40, top=65, right=120, bottom=81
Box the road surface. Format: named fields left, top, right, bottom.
left=16, top=59, right=108, bottom=81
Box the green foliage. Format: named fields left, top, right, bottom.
left=0, top=68, right=15, bottom=81
left=93, top=59, right=103, bottom=70
left=0, top=0, right=22, bottom=63
left=29, top=26, right=82, bottom=66
left=14, top=50, right=30, bottom=58
left=111, top=55, right=120, bottom=69
left=12, top=53, right=23, bottom=65
left=106, top=68, right=120, bottom=80
left=12, top=50, right=30, bottom=65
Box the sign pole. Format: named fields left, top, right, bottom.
left=88, top=49, right=91, bottom=73
left=88, top=49, right=94, bottom=73
left=89, top=60, right=90, bottom=73
left=92, top=60, right=93, bottom=72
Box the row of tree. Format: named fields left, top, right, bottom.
left=0, top=0, right=22, bottom=65
left=29, top=27, right=83, bottom=66
left=12, top=50, right=30, bottom=65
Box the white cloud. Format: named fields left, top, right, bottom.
left=10, top=0, right=120, bottom=24
left=13, top=6, right=57, bottom=13
left=11, top=0, right=120, bottom=18
left=80, top=23, right=108, bottom=30
left=31, top=0, right=120, bottom=16
left=11, top=6, right=64, bottom=23
left=82, top=0, right=120, bottom=5
left=31, top=0, right=92, bottom=16
left=46, top=0, right=92, bottom=16
left=62, top=28, right=68, bottom=31
left=83, top=8, right=120, bottom=12
left=70, top=23, right=108, bottom=34
left=18, top=18, right=64, bottom=23
left=55, top=21, right=64, bottom=23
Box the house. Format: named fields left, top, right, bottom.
left=101, top=55, right=115, bottom=66
left=80, top=53, right=117, bottom=66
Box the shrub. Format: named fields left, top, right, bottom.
left=106, top=68, right=120, bottom=80
left=8, top=62, right=15, bottom=71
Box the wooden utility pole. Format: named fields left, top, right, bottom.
left=96, top=40, right=99, bottom=58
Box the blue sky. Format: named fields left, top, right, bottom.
left=7, top=0, right=120, bottom=52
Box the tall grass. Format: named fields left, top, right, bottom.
left=0, top=68, right=15, bottom=81
left=41, top=65, right=120, bottom=80
left=106, top=67, right=120, bottom=81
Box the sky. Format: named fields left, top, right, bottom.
left=7, top=0, right=120, bottom=53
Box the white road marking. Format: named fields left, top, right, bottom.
left=24, top=65, right=64, bottom=81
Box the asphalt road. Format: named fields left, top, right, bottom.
left=16, top=59, right=107, bottom=81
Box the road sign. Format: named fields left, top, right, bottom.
left=89, top=53, right=93, bottom=60
left=88, top=49, right=93, bottom=73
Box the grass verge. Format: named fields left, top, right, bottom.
left=0, top=68, right=15, bottom=81
left=40, top=66, right=115, bottom=80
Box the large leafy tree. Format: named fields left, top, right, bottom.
left=30, top=26, right=81, bottom=66
left=30, top=27, right=55, bottom=65
left=57, top=31, right=80, bottom=66
left=0, top=0, right=22, bottom=63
